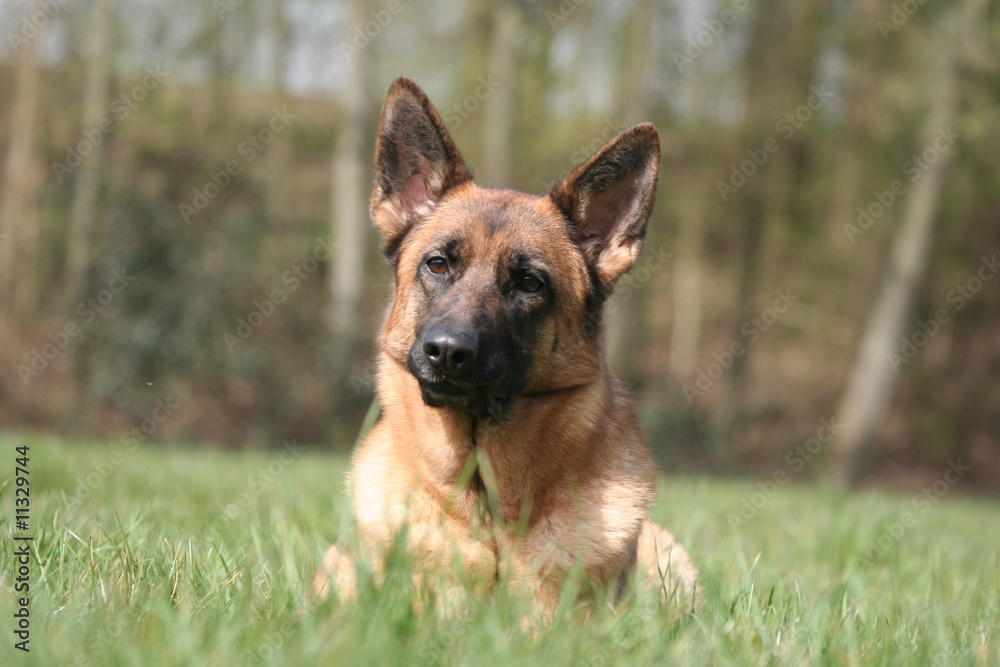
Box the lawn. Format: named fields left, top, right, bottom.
left=1, top=431, right=997, bottom=666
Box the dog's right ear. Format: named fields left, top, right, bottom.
left=370, top=77, right=472, bottom=261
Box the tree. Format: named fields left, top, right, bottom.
left=822, top=0, right=885, bottom=243
left=828, top=0, right=989, bottom=485
left=710, top=0, right=831, bottom=463
left=668, top=27, right=717, bottom=381
left=269, top=0, right=291, bottom=99
left=607, top=0, right=654, bottom=380
left=0, top=7, right=44, bottom=315
left=329, top=0, right=371, bottom=363
left=480, top=0, right=520, bottom=187
left=64, top=0, right=112, bottom=301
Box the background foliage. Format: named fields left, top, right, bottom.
left=0, top=0, right=998, bottom=487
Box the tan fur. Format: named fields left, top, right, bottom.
left=314, top=77, right=699, bottom=616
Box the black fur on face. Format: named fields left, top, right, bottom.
left=404, top=219, right=556, bottom=423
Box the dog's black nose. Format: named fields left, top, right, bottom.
left=422, top=327, right=478, bottom=373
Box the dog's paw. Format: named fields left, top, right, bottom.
left=636, top=519, right=702, bottom=612
left=311, top=543, right=357, bottom=603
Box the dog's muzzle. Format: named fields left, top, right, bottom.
left=407, top=324, right=517, bottom=421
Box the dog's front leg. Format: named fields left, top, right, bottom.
left=403, top=509, right=499, bottom=602
left=312, top=543, right=357, bottom=602
left=312, top=515, right=496, bottom=609
left=635, top=519, right=701, bottom=609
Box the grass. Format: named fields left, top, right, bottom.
left=0, top=431, right=997, bottom=666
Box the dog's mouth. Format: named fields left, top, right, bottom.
left=419, top=378, right=475, bottom=397
left=405, top=336, right=529, bottom=422
left=415, top=378, right=513, bottom=422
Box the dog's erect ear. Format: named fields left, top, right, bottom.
left=549, top=124, right=660, bottom=286
left=370, top=77, right=472, bottom=259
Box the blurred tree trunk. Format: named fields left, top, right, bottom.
left=828, top=0, right=985, bottom=486
left=269, top=0, right=291, bottom=99
left=480, top=0, right=519, bottom=187
left=264, top=0, right=292, bottom=224
left=710, top=0, right=830, bottom=463
left=514, top=2, right=557, bottom=185
left=824, top=0, right=890, bottom=337
left=612, top=0, right=652, bottom=134
left=667, top=202, right=705, bottom=379
left=0, top=23, right=44, bottom=315
left=607, top=0, right=654, bottom=381
left=456, top=0, right=491, bottom=154
left=668, top=49, right=716, bottom=380
left=709, top=3, right=778, bottom=463
left=202, top=4, right=232, bottom=127
left=823, top=0, right=883, bottom=241
left=563, top=2, right=593, bottom=109
left=65, top=0, right=112, bottom=301
left=329, top=0, right=370, bottom=367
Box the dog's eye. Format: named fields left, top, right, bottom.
left=517, top=273, right=544, bottom=293
left=427, top=257, right=449, bottom=275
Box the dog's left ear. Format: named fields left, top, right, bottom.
left=371, top=77, right=472, bottom=261
left=550, top=124, right=660, bottom=286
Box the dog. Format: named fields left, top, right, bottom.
left=315, top=77, right=698, bottom=616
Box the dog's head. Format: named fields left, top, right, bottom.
left=370, top=77, right=660, bottom=421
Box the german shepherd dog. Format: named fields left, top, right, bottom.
left=315, top=77, right=698, bottom=615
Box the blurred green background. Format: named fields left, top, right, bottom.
left=0, top=0, right=997, bottom=490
